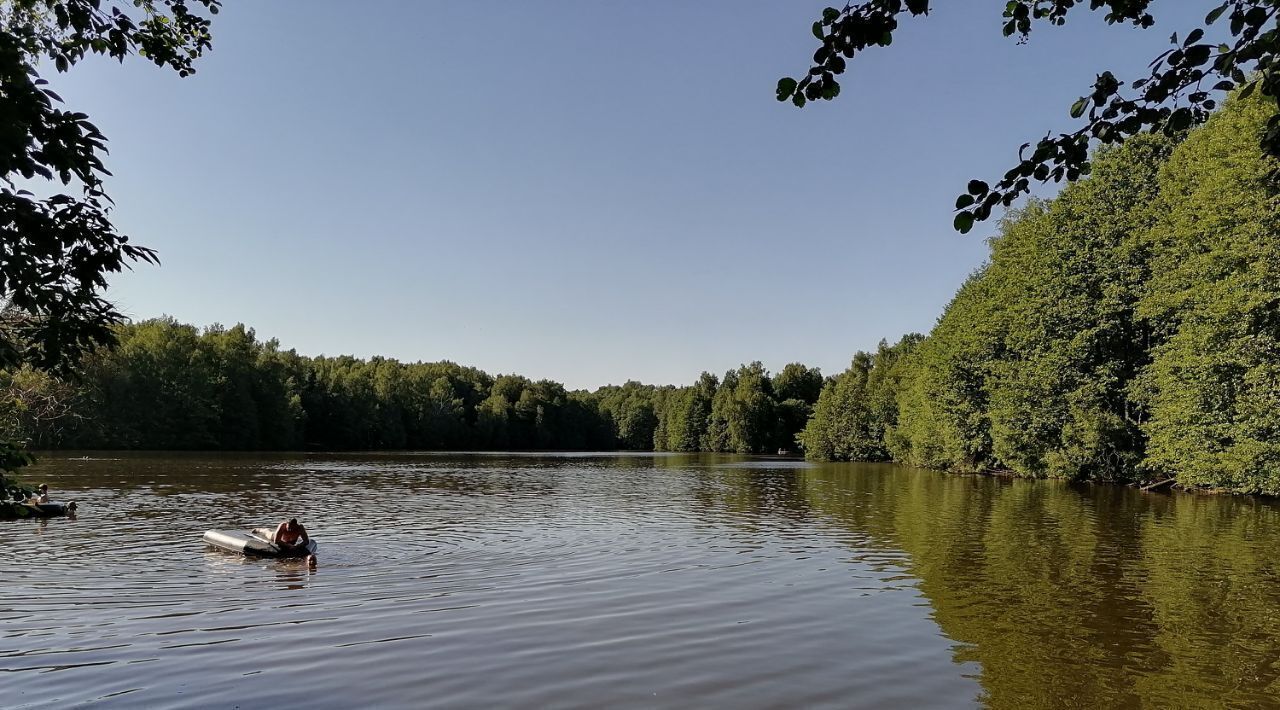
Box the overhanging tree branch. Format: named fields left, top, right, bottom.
left=779, top=1, right=1280, bottom=232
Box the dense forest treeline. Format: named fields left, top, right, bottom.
left=802, top=94, right=1280, bottom=495
left=2, top=94, right=1277, bottom=493
left=0, top=318, right=826, bottom=456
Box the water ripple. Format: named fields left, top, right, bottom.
left=17, top=452, right=1273, bottom=708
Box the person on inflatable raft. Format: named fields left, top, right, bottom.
left=272, top=518, right=316, bottom=566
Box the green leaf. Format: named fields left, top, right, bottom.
left=1184, top=45, right=1211, bottom=67
left=1070, top=97, right=1088, bottom=119
left=967, top=179, right=989, bottom=196
left=822, top=7, right=840, bottom=23
left=1206, top=2, right=1228, bottom=24
left=956, top=194, right=976, bottom=209
left=953, top=211, right=975, bottom=234
left=776, top=77, right=798, bottom=101
left=812, top=21, right=824, bottom=40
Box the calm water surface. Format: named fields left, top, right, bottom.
left=4, top=453, right=1280, bottom=708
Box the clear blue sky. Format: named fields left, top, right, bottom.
left=53, top=2, right=1210, bottom=390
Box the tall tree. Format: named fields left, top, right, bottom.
left=890, top=273, right=1003, bottom=471
left=0, top=0, right=219, bottom=512
left=772, top=362, right=823, bottom=450
left=802, top=336, right=920, bottom=461
left=1139, top=94, right=1280, bottom=493
left=1, top=0, right=218, bottom=370
left=983, top=134, right=1171, bottom=480
left=656, top=372, right=718, bottom=452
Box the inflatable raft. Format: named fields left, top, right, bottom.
left=203, top=527, right=317, bottom=558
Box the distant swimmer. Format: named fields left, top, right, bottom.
left=29, top=483, right=49, bottom=504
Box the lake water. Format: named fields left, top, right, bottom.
left=4, top=452, right=1280, bottom=708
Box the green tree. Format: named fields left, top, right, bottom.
left=84, top=318, right=221, bottom=449
left=772, top=362, right=824, bottom=450
left=773, top=362, right=823, bottom=404
left=0, top=0, right=217, bottom=370
left=0, top=366, right=82, bottom=447
left=419, top=377, right=466, bottom=449
left=594, top=380, right=659, bottom=450
left=888, top=137, right=1171, bottom=479
left=253, top=340, right=306, bottom=450
left=1139, top=94, right=1280, bottom=493
left=800, top=351, right=877, bottom=461
left=0, top=0, right=219, bottom=508
left=802, top=336, right=919, bottom=461
left=890, top=272, right=1004, bottom=472
left=655, top=372, right=718, bottom=452
left=475, top=392, right=512, bottom=450
left=707, top=362, right=779, bottom=453
left=704, top=369, right=737, bottom=452
left=983, top=135, right=1171, bottom=481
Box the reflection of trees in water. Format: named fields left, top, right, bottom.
left=1133, top=496, right=1280, bottom=705
left=680, top=458, right=816, bottom=531
left=795, top=463, right=1280, bottom=708
left=40, top=453, right=571, bottom=498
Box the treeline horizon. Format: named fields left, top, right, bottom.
left=2, top=93, right=1278, bottom=494
left=0, top=316, right=830, bottom=456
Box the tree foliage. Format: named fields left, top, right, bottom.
left=5, top=318, right=829, bottom=457
left=0, top=0, right=219, bottom=371
left=805, top=92, right=1280, bottom=494
left=888, top=272, right=1003, bottom=471
left=781, top=1, right=1280, bottom=232
left=0, top=0, right=219, bottom=512
left=1138, top=95, right=1280, bottom=493
left=799, top=336, right=920, bottom=462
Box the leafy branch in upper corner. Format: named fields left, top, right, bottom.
left=0, top=0, right=220, bottom=372
left=778, top=1, right=1280, bottom=232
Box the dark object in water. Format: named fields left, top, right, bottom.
left=1, top=501, right=77, bottom=519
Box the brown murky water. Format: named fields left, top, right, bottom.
left=4, top=452, right=1280, bottom=708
